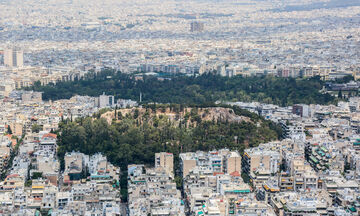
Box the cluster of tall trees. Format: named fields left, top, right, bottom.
left=57, top=106, right=281, bottom=169
left=27, top=70, right=337, bottom=106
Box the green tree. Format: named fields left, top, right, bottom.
left=338, top=90, right=343, bottom=99
left=7, top=126, right=12, bottom=135
left=32, top=172, right=43, bottom=179
left=31, top=124, right=42, bottom=133
left=133, top=109, right=139, bottom=119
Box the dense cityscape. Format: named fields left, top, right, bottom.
left=0, top=0, right=359, bottom=215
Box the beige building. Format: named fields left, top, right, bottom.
left=36, top=155, right=59, bottom=175
left=155, top=152, right=174, bottom=177
left=4, top=48, right=23, bottom=68
left=179, top=153, right=197, bottom=177
left=64, top=152, right=84, bottom=181
left=0, top=80, right=15, bottom=97
left=243, top=148, right=280, bottom=174
left=180, top=149, right=242, bottom=178
left=9, top=122, right=23, bottom=137
left=290, top=159, right=311, bottom=175
left=225, top=151, right=241, bottom=174
left=1, top=174, right=23, bottom=190
left=22, top=91, right=42, bottom=103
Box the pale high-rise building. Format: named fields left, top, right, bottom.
left=98, top=92, right=115, bottom=108
left=190, top=21, right=204, bottom=32
left=155, top=152, right=174, bottom=177
left=4, top=48, right=23, bottom=67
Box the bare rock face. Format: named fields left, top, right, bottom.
left=101, top=107, right=252, bottom=125
left=198, top=107, right=251, bottom=123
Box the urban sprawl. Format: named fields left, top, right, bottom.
left=0, top=0, right=360, bottom=215
left=0, top=89, right=360, bottom=215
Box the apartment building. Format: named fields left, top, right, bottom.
left=155, top=152, right=174, bottom=177
left=180, top=149, right=241, bottom=178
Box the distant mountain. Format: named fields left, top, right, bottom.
left=273, top=0, right=360, bottom=12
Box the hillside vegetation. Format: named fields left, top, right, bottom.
left=27, top=70, right=336, bottom=106
left=57, top=105, right=281, bottom=168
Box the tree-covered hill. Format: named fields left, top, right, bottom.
left=57, top=105, right=281, bottom=170
left=27, top=70, right=337, bottom=106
